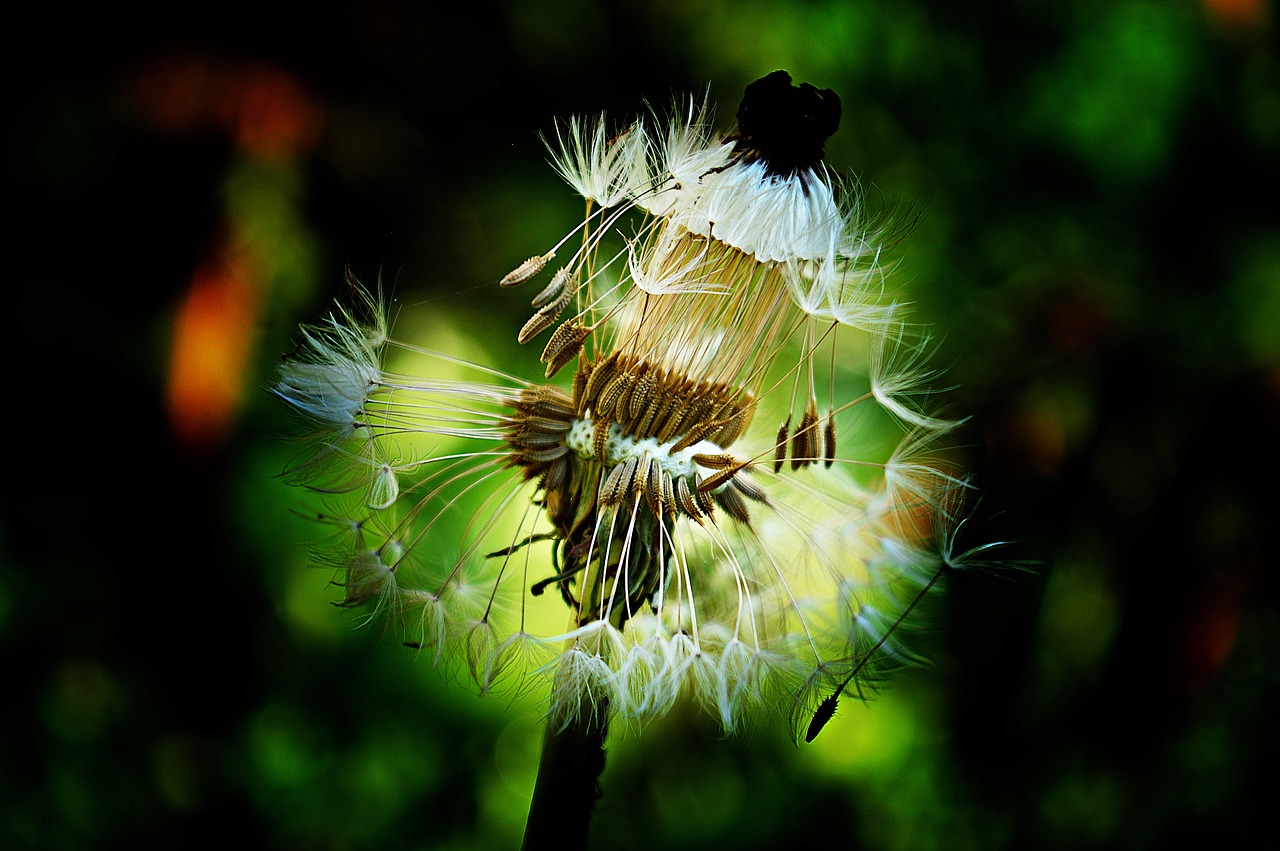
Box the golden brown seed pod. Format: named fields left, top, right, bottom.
left=631, top=455, right=654, bottom=505
left=514, top=429, right=564, bottom=447
left=592, top=412, right=614, bottom=461
left=523, top=415, right=573, bottom=433
left=599, top=371, right=640, bottom=422
left=535, top=275, right=575, bottom=317
left=541, top=321, right=590, bottom=378
left=582, top=351, right=622, bottom=409
left=713, top=487, right=752, bottom=526
left=627, top=368, right=656, bottom=423
left=669, top=419, right=720, bottom=453
left=530, top=266, right=573, bottom=308
left=697, top=461, right=749, bottom=494
left=713, top=399, right=755, bottom=447
left=791, top=400, right=820, bottom=470
left=729, top=472, right=769, bottom=506
left=572, top=357, right=592, bottom=408
left=774, top=416, right=791, bottom=473
left=527, top=385, right=576, bottom=417
left=602, top=457, right=638, bottom=506
left=540, top=457, right=568, bottom=492
left=518, top=310, right=558, bottom=345
left=523, top=444, right=569, bottom=463
left=595, top=371, right=634, bottom=421
left=658, top=470, right=677, bottom=517
left=693, top=486, right=716, bottom=518
left=651, top=393, right=688, bottom=443
left=674, top=476, right=703, bottom=522
left=500, top=251, right=555, bottom=286
left=691, top=453, right=739, bottom=470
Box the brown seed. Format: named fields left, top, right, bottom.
left=523, top=444, right=569, bottom=463
left=500, top=251, right=555, bottom=286
left=773, top=416, right=791, bottom=473
left=514, top=429, right=563, bottom=447
left=631, top=455, right=654, bottom=506
left=595, top=371, right=634, bottom=421
left=729, top=472, right=769, bottom=506
left=531, top=267, right=574, bottom=308
left=527, top=385, right=576, bottom=417
left=691, top=453, right=738, bottom=470
left=669, top=419, right=719, bottom=453
left=518, top=310, right=557, bottom=345
left=542, top=321, right=590, bottom=377
left=535, top=275, right=575, bottom=318
left=592, top=412, right=614, bottom=461
left=694, top=485, right=716, bottom=518
left=697, top=461, right=748, bottom=494
left=541, top=458, right=568, bottom=492
left=674, top=477, right=704, bottom=522
left=628, top=367, right=656, bottom=422
left=603, top=457, right=638, bottom=506
left=658, top=470, right=677, bottom=517
left=582, top=352, right=622, bottom=411
left=572, top=358, right=592, bottom=409
left=713, top=488, right=752, bottom=526
left=523, top=415, right=573, bottom=433
left=714, top=397, right=755, bottom=446
left=791, top=400, right=820, bottom=470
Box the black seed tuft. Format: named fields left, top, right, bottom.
left=733, top=70, right=841, bottom=178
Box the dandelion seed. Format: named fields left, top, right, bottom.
left=501, top=251, right=556, bottom=287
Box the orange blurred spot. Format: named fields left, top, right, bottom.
left=1203, top=0, right=1271, bottom=32
left=166, top=241, right=263, bottom=449
left=1180, top=582, right=1243, bottom=692
left=129, top=53, right=323, bottom=160
left=233, top=68, right=322, bottom=161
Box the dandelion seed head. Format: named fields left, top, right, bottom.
left=274, top=72, right=996, bottom=738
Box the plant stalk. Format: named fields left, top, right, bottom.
left=521, top=701, right=610, bottom=851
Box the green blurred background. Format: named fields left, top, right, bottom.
left=6, top=0, right=1278, bottom=848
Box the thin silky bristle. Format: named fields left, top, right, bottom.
left=805, top=694, right=840, bottom=743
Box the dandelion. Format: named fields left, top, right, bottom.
left=274, top=71, right=993, bottom=848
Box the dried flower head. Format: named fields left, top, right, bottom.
left=275, top=72, right=986, bottom=739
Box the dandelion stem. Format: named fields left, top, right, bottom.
left=521, top=704, right=610, bottom=851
